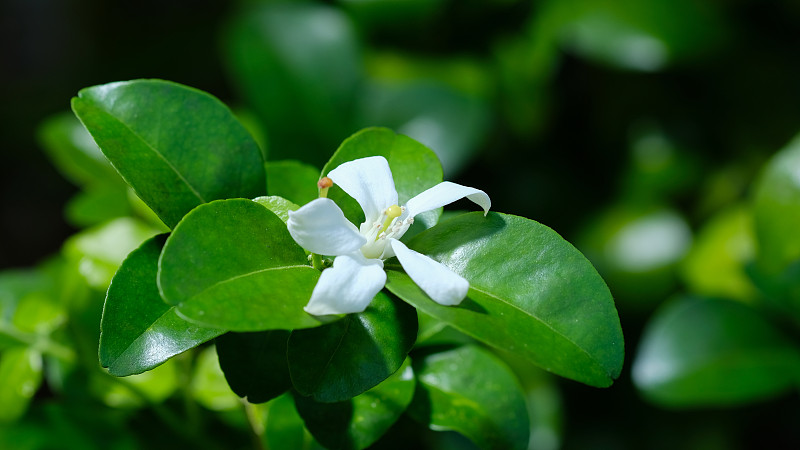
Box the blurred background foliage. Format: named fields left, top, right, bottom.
left=3, top=0, right=800, bottom=448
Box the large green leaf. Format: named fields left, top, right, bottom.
left=216, top=330, right=292, bottom=403
left=322, top=127, right=443, bottom=231
left=288, top=293, right=417, bottom=402
left=158, top=199, right=322, bottom=331
left=408, top=346, right=529, bottom=450
left=294, top=357, right=415, bottom=450
left=265, top=160, right=321, bottom=207
left=385, top=212, right=624, bottom=387
left=71, top=79, right=266, bottom=228
left=99, top=235, right=223, bottom=376
left=632, top=296, right=800, bottom=407
left=222, top=2, right=362, bottom=166
left=753, top=132, right=800, bottom=273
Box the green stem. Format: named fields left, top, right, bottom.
left=243, top=399, right=267, bottom=450
left=311, top=253, right=324, bottom=271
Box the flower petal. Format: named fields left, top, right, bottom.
left=328, top=156, right=398, bottom=222
left=304, top=253, right=386, bottom=315
left=389, top=239, right=468, bottom=306
left=287, top=198, right=366, bottom=256
left=404, top=181, right=491, bottom=219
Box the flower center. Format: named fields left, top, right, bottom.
left=360, top=204, right=414, bottom=259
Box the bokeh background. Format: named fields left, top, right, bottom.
left=3, top=0, right=800, bottom=448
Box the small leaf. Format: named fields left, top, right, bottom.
left=158, top=199, right=323, bottom=331
left=216, top=330, right=292, bottom=403
left=63, top=217, right=160, bottom=289
left=408, top=346, right=529, bottom=450
left=266, top=160, right=321, bottom=206
left=386, top=212, right=624, bottom=387
left=71, top=79, right=266, bottom=228
left=288, top=293, right=417, bottom=402
left=322, top=127, right=443, bottom=230
left=0, top=347, right=42, bottom=424
left=100, top=235, right=223, bottom=376
left=753, top=132, right=800, bottom=273
left=253, top=195, right=300, bottom=224
left=294, top=357, right=415, bottom=450
left=632, top=296, right=800, bottom=407
left=258, top=393, right=320, bottom=450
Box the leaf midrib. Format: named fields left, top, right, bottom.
left=86, top=99, right=208, bottom=203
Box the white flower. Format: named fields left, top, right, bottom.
left=287, top=156, right=491, bottom=315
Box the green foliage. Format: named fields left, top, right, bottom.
left=387, top=212, right=624, bottom=387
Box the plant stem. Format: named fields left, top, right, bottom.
left=311, top=253, right=323, bottom=271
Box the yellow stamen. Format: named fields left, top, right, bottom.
left=378, top=205, right=403, bottom=238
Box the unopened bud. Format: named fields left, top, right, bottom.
left=318, top=177, right=333, bottom=198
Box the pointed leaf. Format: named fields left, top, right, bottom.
left=100, top=235, right=224, bottom=376
left=632, top=297, right=800, bottom=407
left=288, top=293, right=417, bottom=402
left=321, top=128, right=443, bottom=231
left=216, top=330, right=292, bottom=403
left=71, top=79, right=266, bottom=228
left=158, top=199, right=323, bottom=331
left=294, top=357, right=415, bottom=450
left=408, top=346, right=529, bottom=450
left=385, top=212, right=624, bottom=387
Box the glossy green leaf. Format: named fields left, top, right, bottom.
left=158, top=199, right=322, bottom=331
left=408, top=346, right=529, bottom=450
left=71, top=79, right=266, bottom=228
left=63, top=217, right=160, bottom=289
left=288, top=293, right=417, bottom=402
left=100, top=235, right=223, bottom=376
left=294, top=357, right=415, bottom=450
left=216, top=330, right=292, bottom=403
left=265, top=160, right=321, bottom=206
left=0, top=347, right=42, bottom=423
left=253, top=195, right=300, bottom=224
left=632, top=297, right=800, bottom=407
left=386, top=212, right=624, bottom=387
left=37, top=112, right=122, bottom=188
left=222, top=2, right=361, bottom=166
left=322, top=127, right=443, bottom=231
left=753, top=132, right=800, bottom=273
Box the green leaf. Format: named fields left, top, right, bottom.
left=288, top=293, right=417, bottom=402
left=632, top=296, right=800, bottom=407
left=100, top=235, right=223, bottom=376
left=408, top=346, right=529, bottom=450
left=64, top=186, right=132, bottom=227
left=71, top=79, right=266, bottom=228
left=158, top=199, right=322, bottom=331
left=222, top=2, right=362, bottom=166
left=265, top=160, right=321, bottom=206
left=385, top=212, right=624, bottom=387
left=753, top=132, right=800, bottom=273
left=681, top=205, right=757, bottom=302
left=0, top=347, right=42, bottom=424
left=322, top=127, right=443, bottom=231
left=216, top=330, right=292, bottom=403
left=253, top=195, right=300, bottom=224
left=63, top=217, right=160, bottom=289
left=294, top=357, right=415, bottom=450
